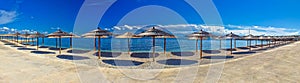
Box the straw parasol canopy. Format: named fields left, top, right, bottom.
left=157, top=34, right=175, bottom=55
left=188, top=29, right=211, bottom=59
left=272, top=36, right=280, bottom=45
left=266, top=36, right=273, bottom=47
left=82, top=27, right=113, bottom=59
left=115, top=32, right=140, bottom=54
left=4, top=33, right=15, bottom=41
left=137, top=27, right=173, bottom=61
left=244, top=34, right=255, bottom=39
left=225, top=32, right=240, bottom=54
left=40, top=32, right=48, bottom=45
left=48, top=29, right=72, bottom=54
left=244, top=34, right=256, bottom=51
left=258, top=35, right=267, bottom=48
left=12, top=32, right=21, bottom=43
left=62, top=32, right=80, bottom=49
left=0, top=34, right=12, bottom=40
left=21, top=32, right=32, bottom=47
left=213, top=36, right=225, bottom=50
left=30, top=32, right=45, bottom=50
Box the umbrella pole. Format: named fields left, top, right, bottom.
left=70, top=37, right=72, bottom=49
left=246, top=40, right=248, bottom=48
left=36, top=37, right=39, bottom=50
left=20, top=37, right=22, bottom=44
left=59, top=36, right=62, bottom=54
left=196, top=39, right=198, bottom=52
left=261, top=40, right=263, bottom=48
left=42, top=37, right=44, bottom=45
left=128, top=38, right=130, bottom=55
left=255, top=40, right=257, bottom=46
left=17, top=36, right=18, bottom=44
left=34, top=38, right=36, bottom=45
left=249, top=40, right=251, bottom=51
left=269, top=40, right=271, bottom=47
left=164, top=38, right=166, bottom=55
left=200, top=37, right=203, bottom=59
left=32, top=38, right=34, bottom=45
left=56, top=38, right=58, bottom=48
left=234, top=39, right=236, bottom=49
left=94, top=37, right=96, bottom=51
left=231, top=38, right=233, bottom=54
left=25, top=37, right=27, bottom=45
left=152, top=36, right=156, bottom=62
left=219, top=39, right=222, bottom=50
left=98, top=36, right=101, bottom=59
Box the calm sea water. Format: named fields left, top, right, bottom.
left=22, top=37, right=270, bottom=52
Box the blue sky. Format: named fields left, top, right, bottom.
left=0, top=0, right=300, bottom=35
left=214, top=0, right=300, bottom=28
left=0, top=0, right=83, bottom=33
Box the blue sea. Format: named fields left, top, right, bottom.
left=23, top=37, right=270, bottom=52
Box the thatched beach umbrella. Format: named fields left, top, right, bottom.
left=82, top=27, right=113, bottom=59
left=4, top=34, right=14, bottom=42
left=258, top=35, right=267, bottom=48
left=115, top=32, right=140, bottom=54
left=214, top=36, right=224, bottom=50
left=244, top=34, right=255, bottom=51
left=225, top=32, right=240, bottom=54
left=272, top=36, right=278, bottom=45
left=61, top=32, right=80, bottom=49
left=266, top=36, right=273, bottom=47
left=156, top=34, right=175, bottom=55
left=21, top=32, right=31, bottom=47
left=12, top=32, right=21, bottom=44
left=0, top=34, right=8, bottom=40
left=48, top=29, right=72, bottom=54
left=40, top=32, right=48, bottom=46
left=254, top=36, right=258, bottom=46
left=188, top=36, right=201, bottom=53
left=137, top=27, right=173, bottom=61
left=30, top=32, right=45, bottom=50
left=188, top=29, right=211, bottom=59
left=82, top=34, right=108, bottom=51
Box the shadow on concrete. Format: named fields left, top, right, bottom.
left=57, top=55, right=90, bottom=60
left=171, top=52, right=194, bottom=57
left=157, top=59, right=198, bottom=65
left=130, top=53, right=159, bottom=58
left=102, top=59, right=144, bottom=66
left=94, top=52, right=122, bottom=58
left=31, top=51, right=56, bottom=54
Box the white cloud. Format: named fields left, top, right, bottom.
left=113, top=26, right=121, bottom=30
left=112, top=24, right=225, bottom=34
left=111, top=24, right=299, bottom=36
left=0, top=26, right=39, bottom=34
left=2, top=27, right=9, bottom=31
left=0, top=10, right=18, bottom=25
left=225, top=25, right=299, bottom=36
